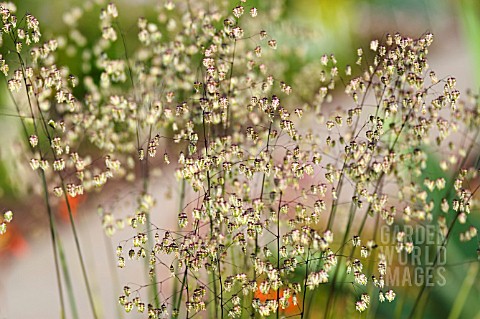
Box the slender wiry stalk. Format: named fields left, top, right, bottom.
left=364, top=212, right=381, bottom=317
left=276, top=191, right=282, bottom=319
left=175, top=265, right=188, bottom=318
left=40, top=171, right=67, bottom=319
left=103, top=235, right=124, bottom=319
left=217, top=252, right=224, bottom=319
left=59, top=181, right=99, bottom=319
left=172, top=178, right=186, bottom=316
left=225, top=38, right=237, bottom=135
left=300, top=245, right=311, bottom=319
left=143, top=135, right=161, bottom=309
left=323, top=197, right=358, bottom=318
left=201, top=103, right=218, bottom=318
left=56, top=230, right=80, bottom=319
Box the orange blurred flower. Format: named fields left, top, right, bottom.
left=0, top=224, right=28, bottom=258
left=58, top=194, right=87, bottom=222
left=254, top=285, right=301, bottom=315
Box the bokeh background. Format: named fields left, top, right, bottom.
left=1, top=0, right=479, bottom=318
